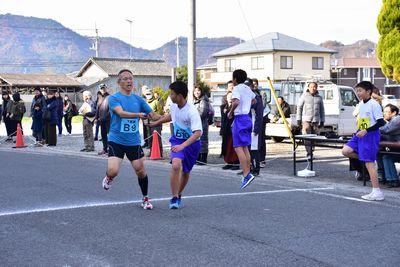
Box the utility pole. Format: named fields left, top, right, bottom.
left=188, top=0, right=196, bottom=102
left=175, top=37, right=180, bottom=68
left=95, top=26, right=99, bottom=57
left=126, top=19, right=133, bottom=59
left=90, top=23, right=99, bottom=57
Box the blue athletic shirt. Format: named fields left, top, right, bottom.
left=108, top=92, right=152, bottom=146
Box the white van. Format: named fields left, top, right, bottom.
left=265, top=79, right=359, bottom=142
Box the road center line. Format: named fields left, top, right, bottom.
left=0, top=187, right=333, bottom=217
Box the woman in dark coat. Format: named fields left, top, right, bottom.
left=55, top=92, right=64, bottom=135
left=220, top=91, right=239, bottom=170
left=193, top=86, right=210, bottom=165
left=1, top=92, right=13, bottom=140
left=45, top=91, right=59, bottom=146
left=31, top=103, right=43, bottom=144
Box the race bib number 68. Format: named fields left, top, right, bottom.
left=120, top=118, right=139, bottom=133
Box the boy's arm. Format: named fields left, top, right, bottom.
left=228, top=98, right=239, bottom=118
left=148, top=113, right=172, bottom=127
left=171, top=130, right=202, bottom=152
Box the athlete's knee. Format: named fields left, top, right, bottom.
left=135, top=167, right=146, bottom=178
left=171, top=160, right=182, bottom=172
left=342, top=146, right=352, bottom=157
left=107, top=168, right=119, bottom=178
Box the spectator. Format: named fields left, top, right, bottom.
left=31, top=103, right=43, bottom=146
left=63, top=95, right=73, bottom=135
left=95, top=84, right=111, bottom=155
left=380, top=104, right=400, bottom=187
left=79, top=90, right=96, bottom=152
left=141, top=85, right=151, bottom=148
left=220, top=91, right=239, bottom=170
left=6, top=92, right=26, bottom=139
left=144, top=87, right=163, bottom=157
left=54, top=92, right=64, bottom=136
left=2, top=92, right=13, bottom=141
left=296, top=82, right=325, bottom=161
left=44, top=91, right=58, bottom=146
left=253, top=79, right=268, bottom=168
left=220, top=80, right=234, bottom=158
left=245, top=78, right=263, bottom=176
left=268, top=96, right=291, bottom=123
left=193, top=85, right=210, bottom=165
left=94, top=89, right=103, bottom=141
left=31, top=88, right=47, bottom=118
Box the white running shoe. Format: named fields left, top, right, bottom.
left=102, top=176, right=112, bottom=190
left=361, top=191, right=384, bottom=201
left=141, top=197, right=153, bottom=210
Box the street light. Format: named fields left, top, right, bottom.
left=126, top=19, right=133, bottom=59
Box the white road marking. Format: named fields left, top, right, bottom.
left=0, top=187, right=333, bottom=217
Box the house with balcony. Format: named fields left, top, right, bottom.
left=210, top=32, right=336, bottom=89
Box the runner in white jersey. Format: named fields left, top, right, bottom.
left=149, top=81, right=202, bottom=209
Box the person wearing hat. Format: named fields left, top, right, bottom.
left=95, top=84, right=111, bottom=155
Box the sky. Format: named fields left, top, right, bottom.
left=0, top=0, right=383, bottom=50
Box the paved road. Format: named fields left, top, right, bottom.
left=1, top=150, right=400, bottom=266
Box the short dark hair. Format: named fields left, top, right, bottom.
left=384, top=104, right=399, bottom=114
left=117, top=69, right=133, bottom=82
left=308, top=82, right=318, bottom=88
left=355, top=81, right=374, bottom=95
left=232, top=69, right=247, bottom=84
left=277, top=96, right=285, bottom=101
left=169, top=81, right=188, bottom=99
left=253, top=78, right=259, bottom=85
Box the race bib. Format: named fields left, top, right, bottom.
left=357, top=117, right=370, bottom=130
left=120, top=118, right=139, bottom=133
left=174, top=123, right=192, bottom=140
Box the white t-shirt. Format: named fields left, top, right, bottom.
left=357, top=98, right=383, bottom=130
left=170, top=102, right=203, bottom=140
left=231, top=83, right=256, bottom=115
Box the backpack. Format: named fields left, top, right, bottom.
left=207, top=102, right=215, bottom=125
left=13, top=102, right=26, bottom=121
left=71, top=103, right=78, bottom=116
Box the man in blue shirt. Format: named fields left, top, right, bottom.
left=102, top=69, right=161, bottom=210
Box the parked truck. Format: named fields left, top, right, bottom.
left=265, top=78, right=359, bottom=142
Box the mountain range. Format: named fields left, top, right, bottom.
left=0, top=13, right=377, bottom=74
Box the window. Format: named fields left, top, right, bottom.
left=312, top=57, right=324, bottom=70
left=343, top=69, right=347, bottom=76
left=340, top=88, right=359, bottom=107
left=326, top=90, right=334, bottom=100
left=251, top=56, right=264, bottom=70
left=280, top=56, right=293, bottom=69
left=224, top=59, right=236, bottom=72
left=363, top=68, right=371, bottom=81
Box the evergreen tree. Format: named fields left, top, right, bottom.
left=377, top=0, right=400, bottom=82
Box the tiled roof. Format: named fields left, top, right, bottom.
left=213, top=32, right=336, bottom=57
left=0, top=73, right=83, bottom=87
left=334, top=57, right=381, bottom=68
left=77, top=57, right=172, bottom=77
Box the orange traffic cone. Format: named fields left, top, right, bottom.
left=13, top=123, right=27, bottom=148
left=150, top=130, right=162, bottom=160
